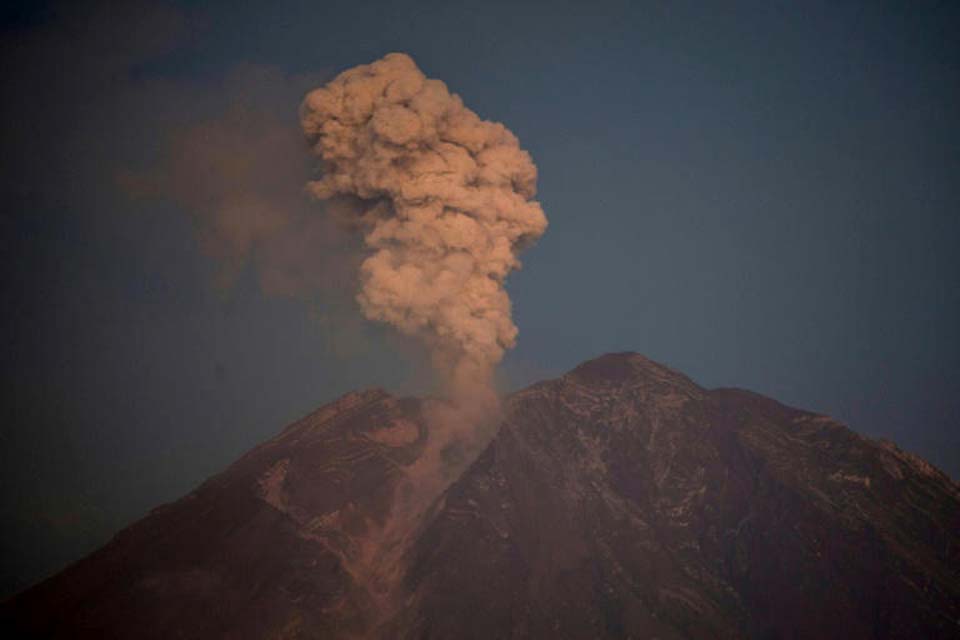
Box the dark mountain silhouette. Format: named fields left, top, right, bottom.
left=4, top=353, right=959, bottom=638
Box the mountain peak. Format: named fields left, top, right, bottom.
left=565, top=351, right=699, bottom=390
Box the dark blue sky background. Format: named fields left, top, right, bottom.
left=2, top=0, right=958, bottom=595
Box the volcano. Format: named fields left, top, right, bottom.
left=4, top=353, right=959, bottom=639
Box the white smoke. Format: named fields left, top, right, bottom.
left=300, top=53, right=547, bottom=401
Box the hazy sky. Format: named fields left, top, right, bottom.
left=2, top=0, right=958, bottom=596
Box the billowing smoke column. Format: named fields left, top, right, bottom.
left=300, top=53, right=547, bottom=399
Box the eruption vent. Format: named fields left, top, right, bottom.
left=300, top=53, right=547, bottom=397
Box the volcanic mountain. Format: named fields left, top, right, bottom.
left=4, top=353, right=959, bottom=639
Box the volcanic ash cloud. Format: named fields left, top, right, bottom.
left=300, top=53, right=547, bottom=399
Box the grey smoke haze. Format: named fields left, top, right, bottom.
left=119, top=66, right=353, bottom=298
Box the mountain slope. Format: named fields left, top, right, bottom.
left=388, top=354, right=960, bottom=638
left=4, top=353, right=959, bottom=639
left=4, top=389, right=430, bottom=638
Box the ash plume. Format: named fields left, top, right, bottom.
left=300, top=53, right=547, bottom=402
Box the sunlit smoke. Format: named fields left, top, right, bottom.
left=300, top=53, right=547, bottom=403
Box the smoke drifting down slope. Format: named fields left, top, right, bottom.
left=300, top=53, right=547, bottom=400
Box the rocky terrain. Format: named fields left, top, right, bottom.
left=4, top=353, right=959, bottom=638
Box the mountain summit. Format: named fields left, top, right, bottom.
left=5, top=353, right=959, bottom=638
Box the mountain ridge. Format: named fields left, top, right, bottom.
left=4, top=352, right=959, bottom=639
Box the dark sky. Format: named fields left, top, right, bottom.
left=2, top=0, right=958, bottom=596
